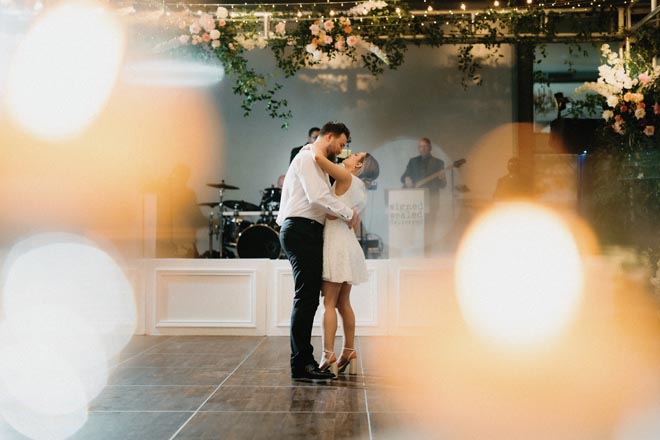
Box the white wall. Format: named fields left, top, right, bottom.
left=192, top=45, right=516, bottom=254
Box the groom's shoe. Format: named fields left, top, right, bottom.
left=291, top=364, right=335, bottom=384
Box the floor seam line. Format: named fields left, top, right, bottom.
left=167, top=336, right=268, bottom=440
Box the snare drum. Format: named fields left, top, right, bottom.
left=236, top=224, right=281, bottom=259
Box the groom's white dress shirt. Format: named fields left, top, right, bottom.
left=276, top=148, right=353, bottom=226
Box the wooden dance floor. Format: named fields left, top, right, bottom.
left=0, top=336, right=430, bottom=440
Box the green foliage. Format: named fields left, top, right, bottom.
left=164, top=2, right=627, bottom=126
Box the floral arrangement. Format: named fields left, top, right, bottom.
left=146, top=1, right=627, bottom=126
left=576, top=44, right=660, bottom=151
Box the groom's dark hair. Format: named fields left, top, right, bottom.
left=319, top=121, right=350, bottom=141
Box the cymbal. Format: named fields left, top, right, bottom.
left=223, top=200, right=261, bottom=211
left=197, top=202, right=220, bottom=208
left=207, top=180, right=239, bottom=190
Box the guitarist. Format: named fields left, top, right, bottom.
left=400, top=138, right=447, bottom=191
left=400, top=137, right=447, bottom=255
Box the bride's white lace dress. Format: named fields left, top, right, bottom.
left=322, top=175, right=369, bottom=285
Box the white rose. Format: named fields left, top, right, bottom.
left=210, top=29, right=220, bottom=40
left=346, top=35, right=358, bottom=47
left=602, top=110, right=614, bottom=120
left=606, top=95, right=618, bottom=108
left=178, top=34, right=190, bottom=44
left=305, top=43, right=317, bottom=53
left=635, top=108, right=646, bottom=119
left=189, top=23, right=201, bottom=34
left=216, top=6, right=228, bottom=18
left=211, top=40, right=221, bottom=49
left=199, top=14, right=215, bottom=32
left=275, top=21, right=286, bottom=34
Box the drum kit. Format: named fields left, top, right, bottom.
left=199, top=180, right=283, bottom=259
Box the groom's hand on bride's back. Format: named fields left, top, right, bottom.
left=348, top=208, right=360, bottom=230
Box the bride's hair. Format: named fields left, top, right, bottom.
left=357, top=153, right=379, bottom=188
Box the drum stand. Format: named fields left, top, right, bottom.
left=206, top=189, right=227, bottom=258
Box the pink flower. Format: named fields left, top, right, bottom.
left=218, top=19, right=227, bottom=27
left=202, top=33, right=211, bottom=43
left=210, top=30, right=220, bottom=40
left=344, top=26, right=352, bottom=34
left=323, top=20, right=334, bottom=32
left=324, top=35, right=333, bottom=45
left=639, top=73, right=651, bottom=84
left=620, top=104, right=628, bottom=113
left=275, top=21, right=286, bottom=34
left=644, top=126, right=655, bottom=136
left=335, top=40, right=345, bottom=51
left=346, top=35, right=358, bottom=47
left=654, top=102, right=660, bottom=115
left=614, top=114, right=622, bottom=122
left=310, top=24, right=320, bottom=36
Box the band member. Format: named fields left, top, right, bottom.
left=400, top=137, right=447, bottom=255
left=400, top=137, right=447, bottom=191
left=289, top=126, right=321, bottom=164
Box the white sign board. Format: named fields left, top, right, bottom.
left=387, top=189, right=425, bottom=258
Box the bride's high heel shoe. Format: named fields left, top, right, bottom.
left=319, top=350, right=338, bottom=376
left=337, top=348, right=358, bottom=375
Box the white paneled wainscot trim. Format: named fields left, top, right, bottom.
left=140, top=258, right=453, bottom=336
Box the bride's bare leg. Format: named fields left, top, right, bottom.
left=320, top=280, right=341, bottom=369
left=336, top=282, right=356, bottom=360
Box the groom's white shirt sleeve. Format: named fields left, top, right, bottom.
left=298, top=153, right=353, bottom=221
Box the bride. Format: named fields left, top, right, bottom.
left=306, top=144, right=380, bottom=375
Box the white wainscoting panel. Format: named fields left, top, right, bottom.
left=267, top=260, right=388, bottom=336
left=389, top=258, right=455, bottom=334
left=142, top=258, right=457, bottom=336
left=145, top=259, right=268, bottom=335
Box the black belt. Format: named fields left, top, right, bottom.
left=284, top=217, right=324, bottom=228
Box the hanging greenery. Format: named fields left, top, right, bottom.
left=155, top=0, right=628, bottom=126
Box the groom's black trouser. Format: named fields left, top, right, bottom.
left=279, top=217, right=324, bottom=371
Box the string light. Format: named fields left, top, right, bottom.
left=460, top=3, right=466, bottom=10
left=494, top=0, right=500, bottom=6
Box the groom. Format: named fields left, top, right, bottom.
left=277, top=121, right=359, bottom=383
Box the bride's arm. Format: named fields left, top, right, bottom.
left=312, top=149, right=352, bottom=187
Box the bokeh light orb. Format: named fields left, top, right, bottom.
left=455, top=201, right=584, bottom=349
left=6, top=1, right=125, bottom=140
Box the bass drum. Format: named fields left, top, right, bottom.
left=237, top=224, right=281, bottom=259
